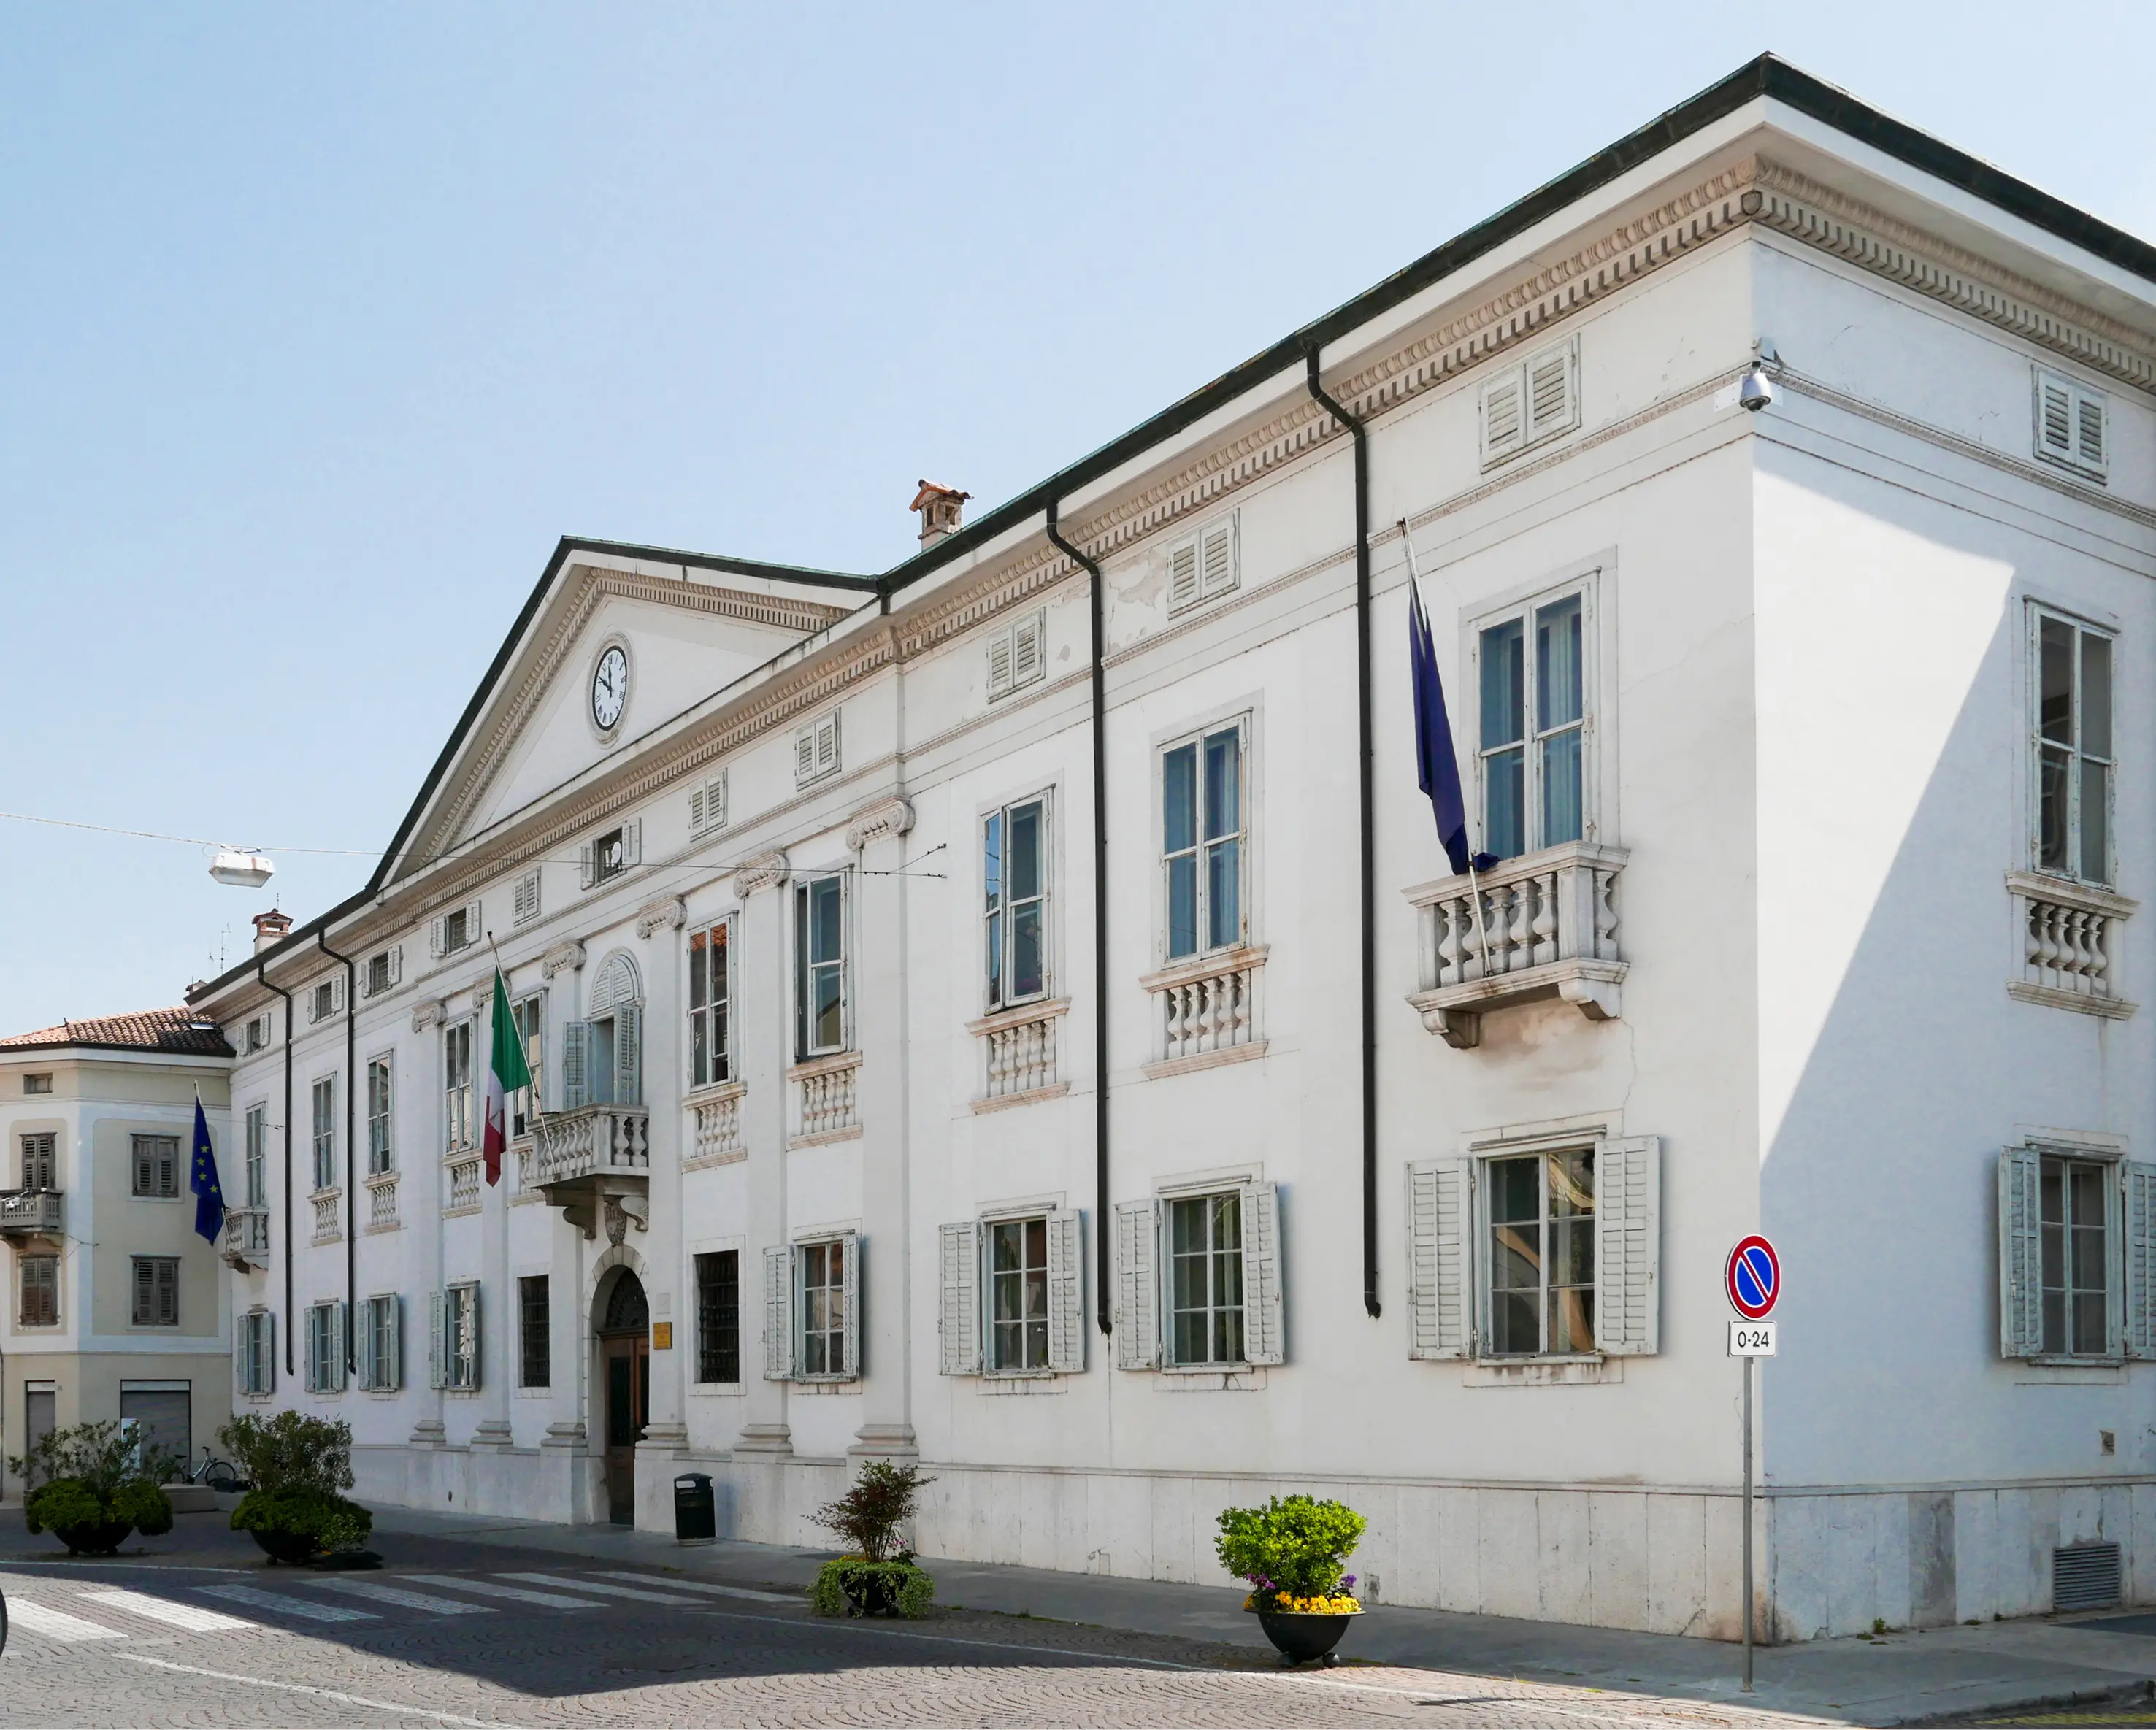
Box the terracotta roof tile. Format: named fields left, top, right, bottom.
left=0, top=1006, right=234, bottom=1058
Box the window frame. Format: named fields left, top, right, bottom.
left=518, top=1274, right=550, bottom=1388
left=1157, top=716, right=1250, bottom=964
left=305, top=1299, right=345, bottom=1394
left=2033, top=365, right=2109, bottom=482
left=2039, top=1150, right=2119, bottom=1361
left=983, top=793, right=1052, bottom=1012
left=365, top=1056, right=394, bottom=1176
left=131, top=1133, right=180, bottom=1200
left=443, top=1020, right=475, bottom=1153
left=2028, top=601, right=2117, bottom=889
left=21, top=1131, right=57, bottom=1191
left=23, top=1073, right=53, bottom=1096
left=694, top=1249, right=741, bottom=1385
left=793, top=874, right=850, bottom=1060
left=19, top=1253, right=59, bottom=1328
left=688, top=919, right=735, bottom=1091
left=131, top=1255, right=180, bottom=1329
left=797, top=1237, right=850, bottom=1380
left=442, top=1280, right=481, bottom=1391
left=358, top=1293, right=400, bottom=1392
left=1165, top=512, right=1238, bottom=615
left=1470, top=574, right=1597, bottom=864
left=1165, top=1191, right=1246, bottom=1368
left=988, top=1214, right=1053, bottom=1373
left=239, top=1309, right=274, bottom=1395
left=510, top=992, right=545, bottom=1137
left=310, top=1075, right=337, bottom=1193
left=243, top=1104, right=268, bottom=1206
left=1478, top=1146, right=1599, bottom=1359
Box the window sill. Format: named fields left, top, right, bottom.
left=1143, top=1041, right=1267, bottom=1082
left=686, top=1078, right=748, bottom=1108
left=2006, top=980, right=2137, bottom=1020
left=787, top=1051, right=861, bottom=1082
left=1463, top=1356, right=1621, bottom=1388
left=786, top=1125, right=862, bottom=1150
left=2015, top=1357, right=2126, bottom=1382
left=980, top=1372, right=1069, bottom=1394
left=973, top=1080, right=1072, bottom=1114
left=966, top=997, right=1071, bottom=1038
left=683, top=1149, right=751, bottom=1171
left=1151, top=1365, right=1267, bottom=1391
left=690, top=1381, right=746, bottom=1398
left=1138, top=944, right=1269, bottom=997
left=789, top=1376, right=860, bottom=1394
left=363, top=1218, right=404, bottom=1234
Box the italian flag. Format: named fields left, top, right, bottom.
left=483, top=967, right=533, bottom=1187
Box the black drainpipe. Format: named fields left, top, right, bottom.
left=318, top=931, right=358, bottom=1375
left=259, top=960, right=296, bottom=1372
left=1304, top=350, right=1381, bottom=1320
left=1046, top=499, right=1113, bottom=1337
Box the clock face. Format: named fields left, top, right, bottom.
left=591, top=645, right=629, bottom=731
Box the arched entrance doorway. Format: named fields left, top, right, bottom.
left=596, top=1269, right=649, bottom=1525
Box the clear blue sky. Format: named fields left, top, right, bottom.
left=4, top=4, right=2152, bottom=1034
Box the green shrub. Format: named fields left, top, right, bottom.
left=23, top=1477, right=104, bottom=1536
left=217, top=1412, right=354, bottom=1496
left=808, top=1460, right=931, bottom=1563
left=9, top=1418, right=180, bottom=1496
left=231, top=1486, right=373, bottom=1556
left=113, top=1479, right=175, bottom=1538
left=810, top=1557, right=935, bottom=1618
left=1215, top=1494, right=1367, bottom=1605
left=23, top=1475, right=174, bottom=1550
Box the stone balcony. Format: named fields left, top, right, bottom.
left=0, top=1188, right=64, bottom=1242
left=1403, top=842, right=1629, bottom=1050
left=531, top=1104, right=650, bottom=1243
left=222, top=1204, right=270, bottom=1269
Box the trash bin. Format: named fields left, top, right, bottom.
left=674, top=1472, right=716, bottom=1545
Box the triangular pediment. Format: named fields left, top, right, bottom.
left=383, top=550, right=864, bottom=884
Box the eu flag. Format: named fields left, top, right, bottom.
left=190, top=1096, right=226, bottom=1244
left=1408, top=576, right=1476, bottom=876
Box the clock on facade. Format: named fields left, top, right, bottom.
left=591, top=645, right=629, bottom=731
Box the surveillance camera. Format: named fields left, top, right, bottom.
left=1738, top=366, right=1774, bottom=412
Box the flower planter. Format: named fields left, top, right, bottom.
left=250, top=1527, right=320, bottom=1566
left=840, top=1572, right=902, bottom=1617
left=1253, top=1607, right=1359, bottom=1667
left=51, top=1520, right=134, bottom=1557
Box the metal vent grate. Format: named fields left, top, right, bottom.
left=2055, top=1541, right=2122, bottom=1611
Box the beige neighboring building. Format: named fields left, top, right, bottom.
left=1, top=1008, right=235, bottom=1493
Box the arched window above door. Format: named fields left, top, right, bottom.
left=565, top=951, right=642, bottom=1110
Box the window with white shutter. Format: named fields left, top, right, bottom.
left=1592, top=1137, right=1660, bottom=1356
left=239, top=1310, right=275, bottom=1396
left=1405, top=1159, right=1471, bottom=1360
left=308, top=977, right=345, bottom=1023
left=2034, top=367, right=2108, bottom=480
left=1166, top=516, right=1237, bottom=615
left=794, top=713, right=841, bottom=788
left=2128, top=1161, right=2156, bottom=1360
left=796, top=1234, right=858, bottom=1380
left=1998, top=1147, right=2044, bottom=1360
left=306, top=1300, right=348, bottom=1393
left=1238, top=1182, right=1283, bottom=1366
left=511, top=868, right=542, bottom=926
left=560, top=1020, right=589, bottom=1110
left=1113, top=1198, right=1161, bottom=1369
left=763, top=1244, right=796, bottom=1380
left=689, top=771, right=729, bottom=839
left=2003, top=1146, right=2127, bottom=1361
left=1480, top=337, right=1579, bottom=467
left=363, top=946, right=402, bottom=998
left=986, top=611, right=1047, bottom=700
left=1046, top=1209, right=1085, bottom=1374
left=442, top=1282, right=480, bottom=1390
left=937, top=1220, right=982, bottom=1375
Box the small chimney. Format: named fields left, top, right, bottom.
left=252, top=909, right=293, bottom=954
left=910, top=480, right=970, bottom=547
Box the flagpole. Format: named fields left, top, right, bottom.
left=487, top=932, right=542, bottom=1128
left=1399, top=520, right=1495, bottom=980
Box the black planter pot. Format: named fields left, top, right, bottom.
left=53, top=1521, right=134, bottom=1557
left=841, top=1572, right=901, bottom=1617
left=1253, top=1609, right=1359, bottom=1667
left=250, top=1528, right=319, bottom=1566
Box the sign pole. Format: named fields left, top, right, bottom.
left=1741, top=1351, right=1754, bottom=1692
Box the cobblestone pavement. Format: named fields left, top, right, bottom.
left=0, top=1558, right=1822, bottom=1729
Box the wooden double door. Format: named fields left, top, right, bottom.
left=599, top=1272, right=651, bottom=1526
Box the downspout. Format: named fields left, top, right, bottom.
left=259, top=961, right=296, bottom=1373
left=1305, top=350, right=1381, bottom=1320
left=1045, top=499, right=1113, bottom=1337
left=318, top=931, right=358, bottom=1375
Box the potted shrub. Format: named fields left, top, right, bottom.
left=807, top=1461, right=936, bottom=1618
left=220, top=1412, right=373, bottom=1566
left=7, top=1420, right=178, bottom=1556
left=1216, top=1493, right=1369, bottom=1667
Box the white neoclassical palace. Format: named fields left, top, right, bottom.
left=191, top=56, right=2156, bottom=1640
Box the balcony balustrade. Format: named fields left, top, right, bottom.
left=789, top=1053, right=860, bottom=1145
left=2008, top=871, right=2138, bottom=1018
left=968, top=999, right=1069, bottom=1108
left=688, top=1083, right=745, bottom=1164
left=221, top=1204, right=269, bottom=1269
left=532, top=1104, right=651, bottom=1242
left=0, top=1188, right=64, bottom=1240
left=1140, top=947, right=1267, bottom=1077
left=1405, top=842, right=1629, bottom=1049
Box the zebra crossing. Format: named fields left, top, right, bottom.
left=0, top=1566, right=792, bottom=1656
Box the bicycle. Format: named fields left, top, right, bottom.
left=186, top=1446, right=248, bottom=1493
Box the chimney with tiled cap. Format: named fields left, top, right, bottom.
left=252, top=909, right=293, bottom=955
left=910, top=480, right=970, bottom=548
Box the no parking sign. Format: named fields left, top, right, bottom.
left=1725, top=1234, right=1779, bottom=1354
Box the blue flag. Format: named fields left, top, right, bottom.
left=190, top=1096, right=226, bottom=1244
left=1408, top=577, right=1476, bottom=877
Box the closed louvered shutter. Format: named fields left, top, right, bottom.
left=763, top=1245, right=795, bottom=1380
left=1481, top=371, right=1524, bottom=462
left=385, top=1295, right=403, bottom=1391
left=613, top=1004, right=641, bottom=1107
left=840, top=1231, right=861, bottom=1380
left=560, top=1021, right=590, bottom=1110
left=937, top=1220, right=981, bottom=1375
left=578, top=844, right=595, bottom=890
left=816, top=715, right=840, bottom=777
left=1200, top=520, right=1235, bottom=599
left=1405, top=1159, right=1471, bottom=1360
left=1594, top=1137, right=1661, bottom=1356
left=513, top=869, right=540, bottom=925
left=1046, top=1209, right=1084, bottom=1373
left=2127, top=1162, right=2156, bottom=1359
left=621, top=822, right=641, bottom=869
left=429, top=1290, right=447, bottom=1390
left=1526, top=345, right=1574, bottom=442
left=1998, top=1148, right=2044, bottom=1359
left=1114, top=1199, right=1161, bottom=1369
left=1167, top=541, right=1200, bottom=610
left=429, top=918, right=448, bottom=959
left=331, top=1299, right=348, bottom=1390
left=986, top=631, right=1014, bottom=699
left=1012, top=610, right=1045, bottom=685
left=1239, top=1183, right=1283, bottom=1365
left=794, top=730, right=818, bottom=787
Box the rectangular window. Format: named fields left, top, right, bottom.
left=244, top=1014, right=271, bottom=1053
left=592, top=827, right=626, bottom=885
left=688, top=923, right=732, bottom=1089
left=131, top=1134, right=180, bottom=1199
left=990, top=1217, right=1051, bottom=1372
left=519, top=1275, right=550, bottom=1388
left=310, top=980, right=337, bottom=1023
left=986, top=610, right=1047, bottom=697
left=239, top=1310, right=273, bottom=1394
left=1167, top=516, right=1238, bottom=612
left=310, top=1077, right=337, bottom=1192
left=689, top=771, right=729, bottom=837
left=306, top=1301, right=344, bottom=1393
left=442, top=905, right=471, bottom=954
left=2036, top=367, right=2109, bottom=479
left=360, top=1294, right=399, bottom=1391
left=20, top=1255, right=58, bottom=1327
left=365, top=1058, right=394, bottom=1176
left=794, top=713, right=841, bottom=788
left=1161, top=723, right=1245, bottom=961
left=794, top=876, right=847, bottom=1058
left=364, top=947, right=399, bottom=998
left=983, top=797, right=1049, bottom=1009
left=1480, top=339, right=1579, bottom=466
left=1167, top=1193, right=1244, bottom=1366
left=2033, top=608, right=2114, bottom=886
left=23, top=1073, right=52, bottom=1096
left=21, top=1131, right=57, bottom=1190
left=444, top=1022, right=474, bottom=1151
left=1478, top=587, right=1588, bottom=861
left=510, top=994, right=545, bottom=1137
left=2041, top=1154, right=2111, bottom=1356
left=695, top=1250, right=740, bottom=1383
left=244, top=1106, right=267, bottom=1207
left=443, top=1283, right=480, bottom=1390
left=132, top=1256, right=180, bottom=1328
left=1485, top=1149, right=1596, bottom=1356
left=799, top=1239, right=847, bottom=1377
left=511, top=867, right=542, bottom=926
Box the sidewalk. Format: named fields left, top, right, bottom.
left=366, top=1503, right=2156, bottom=1725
